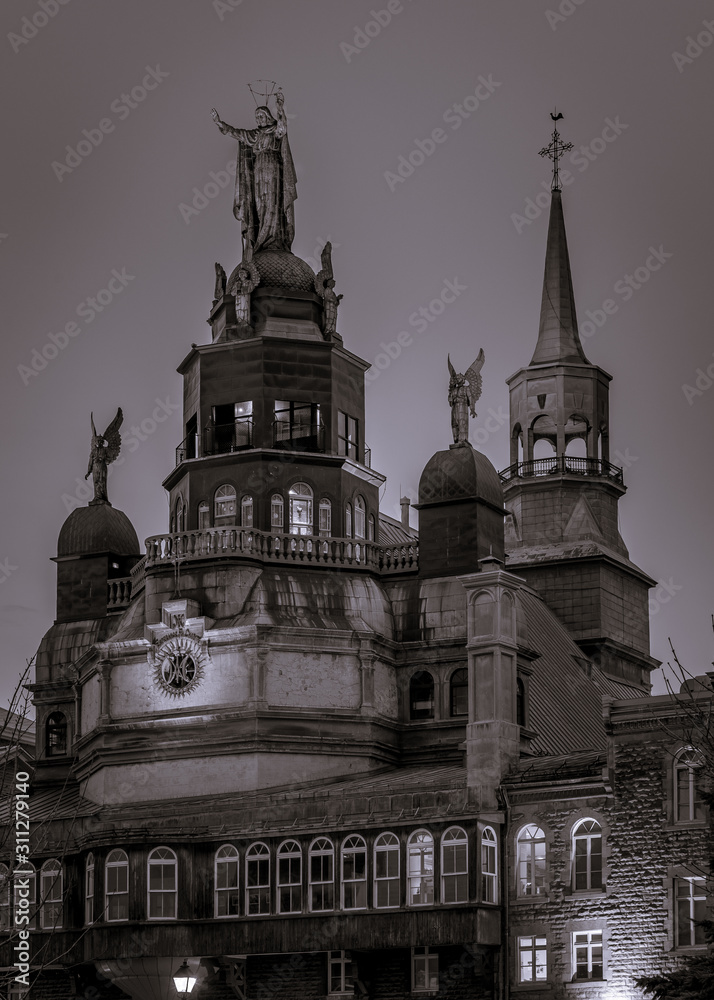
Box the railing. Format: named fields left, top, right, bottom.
left=175, top=432, right=199, bottom=466
left=364, top=444, right=372, bottom=469
left=499, top=456, right=624, bottom=485
left=204, top=418, right=253, bottom=457
left=145, top=528, right=418, bottom=575
left=272, top=422, right=326, bottom=454
left=107, top=577, right=132, bottom=610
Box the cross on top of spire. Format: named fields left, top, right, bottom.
left=538, top=109, right=573, bottom=192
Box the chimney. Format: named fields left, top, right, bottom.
left=400, top=496, right=411, bottom=531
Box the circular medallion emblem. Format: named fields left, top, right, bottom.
left=152, top=632, right=204, bottom=696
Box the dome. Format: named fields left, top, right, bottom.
left=57, top=503, right=140, bottom=558
left=419, top=443, right=504, bottom=509
left=227, top=249, right=316, bottom=295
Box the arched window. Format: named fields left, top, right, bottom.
left=105, top=848, right=129, bottom=921
left=198, top=500, right=210, bottom=529
left=341, top=835, right=367, bottom=910
left=241, top=495, right=254, bottom=528
left=517, top=826, right=546, bottom=897
left=374, top=832, right=400, bottom=908
left=277, top=840, right=302, bottom=914
left=214, top=484, right=237, bottom=525
left=246, top=843, right=270, bottom=915
left=289, top=482, right=313, bottom=535
left=85, top=853, right=95, bottom=925
left=516, top=677, right=526, bottom=727
left=319, top=498, right=332, bottom=537
left=344, top=502, right=352, bottom=538
left=450, top=668, right=468, bottom=717
left=14, top=863, right=35, bottom=929
left=271, top=493, right=285, bottom=531
left=441, top=827, right=468, bottom=903
left=215, top=844, right=239, bottom=917
left=175, top=496, right=185, bottom=533
left=572, top=819, right=603, bottom=891
left=410, top=671, right=434, bottom=720
left=45, top=712, right=67, bottom=756
left=532, top=414, right=557, bottom=461
left=674, top=747, right=705, bottom=822
left=147, top=847, right=177, bottom=920
left=481, top=827, right=497, bottom=903
left=407, top=830, right=434, bottom=906
left=354, top=496, right=366, bottom=539
left=0, top=864, right=10, bottom=930
left=40, top=859, right=63, bottom=930
left=368, top=514, right=376, bottom=542
left=309, top=838, right=334, bottom=912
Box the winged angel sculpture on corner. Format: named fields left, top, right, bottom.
left=448, top=349, right=485, bottom=446
left=85, top=408, right=123, bottom=504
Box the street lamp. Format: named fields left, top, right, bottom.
left=172, top=960, right=197, bottom=997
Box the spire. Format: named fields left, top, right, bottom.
left=530, top=186, right=590, bottom=366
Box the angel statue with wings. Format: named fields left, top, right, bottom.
left=314, top=241, right=343, bottom=338
left=85, top=408, right=123, bottom=504
left=448, top=350, right=485, bottom=446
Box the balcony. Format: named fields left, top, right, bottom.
left=272, top=421, right=326, bottom=454
left=144, top=527, right=418, bottom=575
left=499, top=456, right=623, bottom=485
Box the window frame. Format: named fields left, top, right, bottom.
left=214, top=484, right=237, bottom=525
left=45, top=711, right=68, bottom=757
left=410, top=671, right=435, bottom=721
left=572, top=819, right=603, bottom=892
left=518, top=935, right=547, bottom=983
left=674, top=747, right=705, bottom=823
left=675, top=876, right=707, bottom=948
left=407, top=829, right=434, bottom=907
left=571, top=930, right=604, bottom=982
left=147, top=846, right=177, bottom=921
left=328, top=950, right=354, bottom=996
left=516, top=825, right=546, bottom=897
left=412, top=947, right=439, bottom=993
left=277, top=840, right=302, bottom=915
left=309, top=837, right=335, bottom=912
left=271, top=493, right=285, bottom=531
left=481, top=826, right=498, bottom=904
left=337, top=411, right=359, bottom=461
left=374, top=832, right=400, bottom=909
left=288, top=482, right=314, bottom=536
left=341, top=835, right=368, bottom=911
left=353, top=496, right=366, bottom=540
left=198, top=500, right=210, bottom=529
left=245, top=842, right=271, bottom=916
left=441, top=826, right=468, bottom=904
left=449, top=668, right=468, bottom=718
left=318, top=497, right=332, bottom=537
left=241, top=495, right=254, bottom=529
left=84, top=853, right=95, bottom=926
left=214, top=844, right=240, bottom=918
left=105, top=848, right=129, bottom=922
left=39, top=859, right=63, bottom=931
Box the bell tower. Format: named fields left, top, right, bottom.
left=500, top=118, right=658, bottom=692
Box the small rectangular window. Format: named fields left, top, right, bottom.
left=572, top=931, right=603, bottom=981
left=328, top=950, right=353, bottom=995
left=338, top=411, right=358, bottom=461
left=412, top=947, right=438, bottom=993
left=519, top=936, right=547, bottom=982
left=676, top=877, right=707, bottom=948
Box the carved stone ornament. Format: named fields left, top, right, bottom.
left=150, top=628, right=206, bottom=697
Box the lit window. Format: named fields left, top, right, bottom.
left=85, top=854, right=94, bottom=925
left=341, top=836, right=367, bottom=910
left=289, top=482, right=314, bottom=535
left=517, top=826, right=546, bottom=897
left=105, top=849, right=129, bottom=921
left=277, top=840, right=302, bottom=914
left=274, top=401, right=323, bottom=452
left=674, top=747, right=705, bottom=822
left=147, top=847, right=177, bottom=920
left=441, top=827, right=468, bottom=903
left=309, top=838, right=334, bottom=912
left=410, top=671, right=435, bottom=720
left=246, top=843, right=270, bottom=915
left=519, top=936, right=547, bottom=982
left=407, top=830, right=434, bottom=906
left=0, top=864, right=10, bottom=931
left=573, top=819, right=603, bottom=891
left=450, top=668, right=468, bottom=717
left=209, top=401, right=253, bottom=454
left=338, top=412, right=359, bottom=461
left=572, top=930, right=603, bottom=981
left=13, top=863, right=35, bottom=929
left=354, top=496, right=366, bottom=539
left=319, top=498, right=332, bottom=537
left=368, top=514, right=375, bottom=541
left=412, top=947, right=438, bottom=992
left=215, top=844, right=239, bottom=917
left=344, top=503, right=352, bottom=538
left=271, top=493, right=284, bottom=530
left=676, top=877, right=707, bottom=947
left=214, top=484, right=237, bottom=525
left=45, top=712, right=67, bottom=756
left=328, top=950, right=353, bottom=995
left=40, top=859, right=62, bottom=930
left=198, top=501, right=210, bottom=529
left=374, top=832, right=400, bottom=908
left=241, top=495, right=254, bottom=528
left=481, top=827, right=497, bottom=903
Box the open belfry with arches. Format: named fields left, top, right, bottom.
left=4, top=96, right=710, bottom=1000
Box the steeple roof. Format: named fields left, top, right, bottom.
left=531, top=190, right=590, bottom=366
